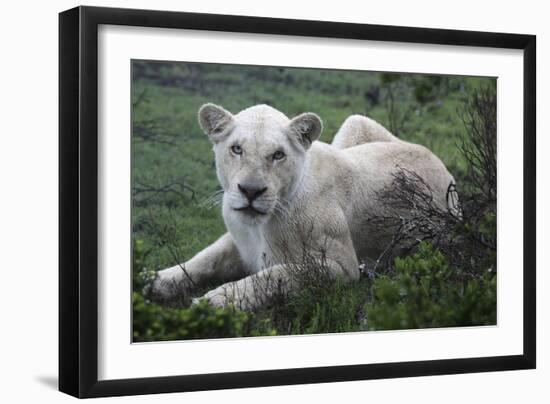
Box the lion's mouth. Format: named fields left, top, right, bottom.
left=233, top=206, right=267, bottom=216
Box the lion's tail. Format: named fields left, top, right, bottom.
left=332, top=115, right=398, bottom=149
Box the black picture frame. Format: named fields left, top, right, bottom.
left=59, top=5, right=536, bottom=398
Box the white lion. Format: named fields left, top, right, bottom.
left=148, top=103, right=456, bottom=310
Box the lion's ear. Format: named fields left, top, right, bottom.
left=288, top=112, right=323, bottom=149
left=198, top=103, right=234, bottom=143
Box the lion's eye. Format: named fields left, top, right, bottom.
left=273, top=151, right=285, bottom=161
left=231, top=145, right=242, bottom=155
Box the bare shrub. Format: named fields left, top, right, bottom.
left=379, top=74, right=415, bottom=137
left=365, top=167, right=461, bottom=274
left=132, top=89, right=181, bottom=146
left=141, top=208, right=196, bottom=307
left=133, top=178, right=196, bottom=205
left=458, top=86, right=497, bottom=203
left=365, top=86, right=497, bottom=279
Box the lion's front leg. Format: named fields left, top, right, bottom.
left=200, top=246, right=359, bottom=311
left=198, top=264, right=289, bottom=311
left=147, top=233, right=246, bottom=306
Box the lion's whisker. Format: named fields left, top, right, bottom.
left=200, top=189, right=225, bottom=209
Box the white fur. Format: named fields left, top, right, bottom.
left=149, top=104, right=456, bottom=310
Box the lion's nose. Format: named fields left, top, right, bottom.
left=238, top=183, right=268, bottom=202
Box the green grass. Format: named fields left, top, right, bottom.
left=131, top=60, right=496, bottom=341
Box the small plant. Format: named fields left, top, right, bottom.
left=364, top=242, right=496, bottom=331
left=379, top=73, right=414, bottom=137
left=265, top=278, right=370, bottom=335
left=133, top=294, right=250, bottom=342
left=133, top=238, right=152, bottom=291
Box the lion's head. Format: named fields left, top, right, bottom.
left=198, top=103, right=323, bottom=224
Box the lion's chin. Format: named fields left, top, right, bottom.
left=232, top=205, right=272, bottom=223
left=233, top=206, right=268, bottom=216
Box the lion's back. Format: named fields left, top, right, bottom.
left=307, top=140, right=456, bottom=259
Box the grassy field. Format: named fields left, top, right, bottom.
left=131, top=60, right=496, bottom=342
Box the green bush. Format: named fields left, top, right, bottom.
left=133, top=294, right=250, bottom=342
left=133, top=237, right=277, bottom=341
left=133, top=238, right=496, bottom=340
left=365, top=242, right=496, bottom=331
left=259, top=279, right=370, bottom=336
left=132, top=242, right=496, bottom=340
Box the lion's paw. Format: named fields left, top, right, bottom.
left=201, top=288, right=231, bottom=309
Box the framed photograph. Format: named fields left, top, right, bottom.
left=59, top=6, right=536, bottom=398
